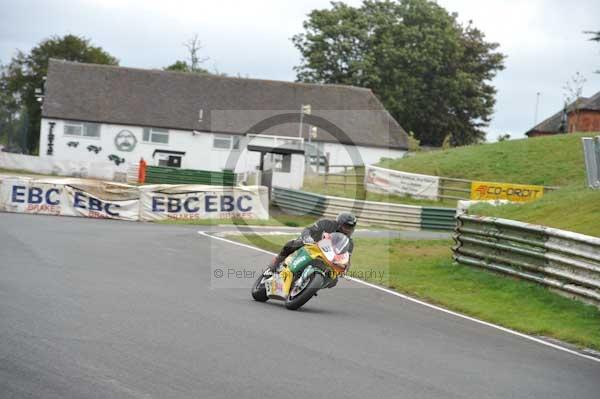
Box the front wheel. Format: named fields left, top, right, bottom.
left=251, top=272, right=269, bottom=302
left=285, top=273, right=324, bottom=310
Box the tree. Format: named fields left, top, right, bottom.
left=164, top=34, right=210, bottom=74
left=588, top=31, right=600, bottom=42
left=292, top=0, right=505, bottom=146
left=563, top=72, right=587, bottom=132
left=586, top=30, right=600, bottom=73
left=0, top=34, right=118, bottom=154
left=0, top=63, right=18, bottom=147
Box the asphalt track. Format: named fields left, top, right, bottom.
left=0, top=213, right=598, bottom=398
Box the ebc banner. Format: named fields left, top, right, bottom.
left=0, top=177, right=140, bottom=220
left=63, top=185, right=140, bottom=221
left=0, top=177, right=66, bottom=215
left=140, top=185, right=269, bottom=221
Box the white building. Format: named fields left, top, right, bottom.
left=39, top=59, right=408, bottom=188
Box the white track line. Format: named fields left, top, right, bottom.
left=198, top=230, right=600, bottom=364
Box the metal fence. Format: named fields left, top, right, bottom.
left=453, top=214, right=600, bottom=307
left=438, top=177, right=472, bottom=201
left=321, top=165, right=365, bottom=189
left=272, top=186, right=456, bottom=231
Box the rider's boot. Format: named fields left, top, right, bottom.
left=267, top=255, right=285, bottom=273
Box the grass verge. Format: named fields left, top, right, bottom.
left=229, top=233, right=600, bottom=350
left=471, top=186, right=600, bottom=237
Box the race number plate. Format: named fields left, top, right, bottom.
left=265, top=274, right=286, bottom=298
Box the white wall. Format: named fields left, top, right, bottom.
left=0, top=152, right=127, bottom=181
left=271, top=153, right=305, bottom=189
left=40, top=119, right=247, bottom=172
left=39, top=119, right=405, bottom=178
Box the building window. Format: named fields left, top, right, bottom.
left=64, top=122, right=101, bottom=138
left=143, top=127, right=169, bottom=144
left=213, top=134, right=240, bottom=150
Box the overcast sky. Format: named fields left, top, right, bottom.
left=1, top=0, right=599, bottom=141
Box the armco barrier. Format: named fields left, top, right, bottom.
left=453, top=214, right=600, bottom=306
left=145, top=166, right=236, bottom=186
left=421, top=207, right=457, bottom=230
left=271, top=186, right=456, bottom=231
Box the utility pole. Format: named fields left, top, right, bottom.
left=298, top=104, right=311, bottom=139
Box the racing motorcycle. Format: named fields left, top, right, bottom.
left=251, top=232, right=350, bottom=310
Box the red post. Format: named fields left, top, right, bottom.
left=138, top=158, right=147, bottom=184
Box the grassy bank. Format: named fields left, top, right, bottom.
left=471, top=186, right=600, bottom=237
left=301, top=134, right=597, bottom=210
left=230, top=234, right=600, bottom=350
left=380, top=133, right=595, bottom=187
left=374, top=133, right=599, bottom=236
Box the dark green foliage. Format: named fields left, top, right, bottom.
left=164, top=60, right=210, bottom=74
left=587, top=30, right=600, bottom=42
left=0, top=34, right=118, bottom=154
left=586, top=30, right=600, bottom=73
left=293, top=0, right=505, bottom=146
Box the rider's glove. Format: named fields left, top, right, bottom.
left=302, top=235, right=315, bottom=244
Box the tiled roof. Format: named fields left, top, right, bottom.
left=43, top=59, right=408, bottom=150
left=525, top=96, right=592, bottom=135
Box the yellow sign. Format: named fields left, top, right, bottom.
left=470, top=181, right=544, bottom=202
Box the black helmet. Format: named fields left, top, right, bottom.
left=336, top=212, right=357, bottom=236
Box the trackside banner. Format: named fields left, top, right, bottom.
left=470, top=181, right=544, bottom=202
left=0, top=177, right=269, bottom=221
left=0, top=177, right=140, bottom=220
left=139, top=185, right=269, bottom=221
left=365, top=165, right=440, bottom=200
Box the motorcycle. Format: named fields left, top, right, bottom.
left=251, top=232, right=350, bottom=310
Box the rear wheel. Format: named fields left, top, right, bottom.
left=251, top=272, right=269, bottom=302
left=285, top=273, right=324, bottom=310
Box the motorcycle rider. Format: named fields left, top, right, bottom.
left=267, top=212, right=357, bottom=272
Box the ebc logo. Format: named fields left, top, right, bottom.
left=151, top=194, right=253, bottom=213
left=73, top=191, right=121, bottom=217
left=12, top=185, right=60, bottom=205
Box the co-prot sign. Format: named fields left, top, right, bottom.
left=471, top=181, right=544, bottom=202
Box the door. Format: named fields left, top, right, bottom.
left=167, top=155, right=182, bottom=168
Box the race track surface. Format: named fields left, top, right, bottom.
left=1, top=213, right=598, bottom=398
